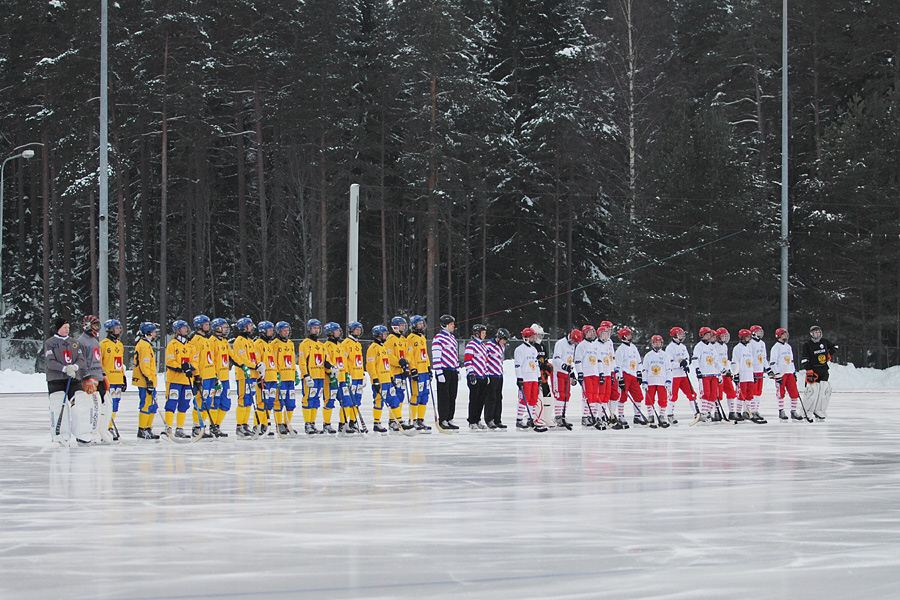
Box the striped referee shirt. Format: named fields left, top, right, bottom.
left=464, top=338, right=488, bottom=378
left=484, top=339, right=505, bottom=377
left=431, top=329, right=459, bottom=376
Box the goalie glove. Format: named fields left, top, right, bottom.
left=62, top=364, right=79, bottom=378
left=806, top=371, right=817, bottom=384
left=83, top=378, right=98, bottom=394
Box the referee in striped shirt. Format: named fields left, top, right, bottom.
left=432, top=315, right=460, bottom=430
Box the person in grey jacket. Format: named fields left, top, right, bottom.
left=44, top=317, right=91, bottom=446
left=76, top=315, right=112, bottom=443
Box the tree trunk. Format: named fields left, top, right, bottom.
left=620, top=0, right=637, bottom=222
left=254, top=82, right=268, bottom=312
left=236, top=99, right=248, bottom=302
left=112, top=103, right=128, bottom=335
left=426, top=74, right=438, bottom=332
left=140, top=133, right=150, bottom=302
left=319, top=130, right=327, bottom=319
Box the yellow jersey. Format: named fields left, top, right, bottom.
left=258, top=337, right=279, bottom=383
left=131, top=338, right=158, bottom=388
left=100, top=337, right=125, bottom=385
left=274, top=337, right=297, bottom=380
left=385, top=333, right=408, bottom=376
left=232, top=334, right=259, bottom=379
left=324, top=339, right=347, bottom=380
left=366, top=340, right=392, bottom=385
left=407, top=331, right=430, bottom=373
left=341, top=336, right=365, bottom=380
left=298, top=336, right=326, bottom=379
left=165, top=336, right=193, bottom=386
left=188, top=332, right=217, bottom=380
left=212, top=335, right=232, bottom=381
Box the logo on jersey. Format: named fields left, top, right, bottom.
left=63, top=350, right=72, bottom=364
left=382, top=358, right=390, bottom=371
left=284, top=355, right=293, bottom=368
left=249, top=352, right=257, bottom=363
left=269, top=357, right=276, bottom=368
left=706, top=356, right=715, bottom=366
left=420, top=349, right=427, bottom=361
left=355, top=355, right=363, bottom=368
left=651, top=365, right=661, bottom=375
left=221, top=354, right=229, bottom=368
left=629, top=360, right=637, bottom=370
left=314, top=353, right=323, bottom=367
left=206, top=351, right=213, bottom=365
left=114, top=356, right=123, bottom=370
left=337, top=356, right=345, bottom=369
left=93, top=347, right=101, bottom=361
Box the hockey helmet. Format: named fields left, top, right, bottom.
left=275, top=320, right=291, bottom=338
left=236, top=317, right=254, bottom=333
left=324, top=321, right=342, bottom=337
left=211, top=318, right=229, bottom=335
left=530, top=323, right=545, bottom=341
left=775, top=328, right=788, bottom=339
left=193, top=315, right=211, bottom=330
left=172, top=319, right=189, bottom=335
left=749, top=325, right=763, bottom=336
left=410, top=315, right=426, bottom=331
left=699, top=326, right=713, bottom=338
left=618, top=327, right=632, bottom=340
left=82, top=315, right=100, bottom=334
left=569, top=329, right=583, bottom=343
left=390, top=316, right=407, bottom=334
left=809, top=325, right=822, bottom=341
left=372, top=324, right=388, bottom=339
left=257, top=320, right=275, bottom=336
left=307, top=319, right=322, bottom=334
left=650, top=334, right=664, bottom=349
left=103, top=319, right=121, bottom=331
left=139, top=322, right=159, bottom=336
left=670, top=326, right=684, bottom=339
left=348, top=321, right=363, bottom=336
left=738, top=328, right=752, bottom=340
left=521, top=327, right=536, bottom=339
left=581, top=325, right=596, bottom=341
left=472, top=324, right=487, bottom=338
left=439, top=314, right=456, bottom=327
left=495, top=327, right=510, bottom=341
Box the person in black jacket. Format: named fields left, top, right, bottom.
left=798, top=325, right=837, bottom=420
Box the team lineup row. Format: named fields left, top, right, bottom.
left=42, top=314, right=837, bottom=445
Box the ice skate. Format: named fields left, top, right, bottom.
left=388, top=420, right=401, bottom=433
left=322, top=423, right=337, bottom=435
left=174, top=427, right=190, bottom=439
left=750, top=412, right=767, bottom=424
left=791, top=410, right=804, bottom=421
left=779, top=409, right=788, bottom=421
left=372, top=422, right=388, bottom=434
left=633, top=413, right=648, bottom=426
left=581, top=416, right=595, bottom=428
left=493, top=421, right=508, bottom=430
left=648, top=415, right=658, bottom=429
left=415, top=419, right=432, bottom=433
left=555, top=416, right=573, bottom=430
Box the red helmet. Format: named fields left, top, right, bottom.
left=716, top=327, right=728, bottom=338
left=569, top=329, right=584, bottom=343
left=618, top=327, right=632, bottom=339
left=650, top=334, right=664, bottom=347
left=522, top=327, right=535, bottom=339
left=775, top=328, right=788, bottom=338
left=738, top=328, right=752, bottom=339
left=699, top=326, right=713, bottom=337
left=670, top=326, right=684, bottom=338
left=750, top=325, right=763, bottom=334
left=581, top=324, right=595, bottom=335
left=600, top=320, right=613, bottom=330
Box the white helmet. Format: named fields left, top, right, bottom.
left=530, top=323, right=545, bottom=342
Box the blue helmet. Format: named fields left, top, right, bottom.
left=307, top=319, right=322, bottom=331
left=193, top=314, right=210, bottom=330
left=258, top=320, right=275, bottom=334
left=390, top=316, right=407, bottom=333
left=172, top=319, right=189, bottom=334
left=211, top=318, right=229, bottom=334
left=103, top=319, right=121, bottom=331
left=410, top=315, right=425, bottom=331
left=275, top=321, right=291, bottom=337
left=235, top=317, right=254, bottom=333
left=348, top=321, right=363, bottom=335
left=139, top=322, right=158, bottom=336
left=372, top=324, right=388, bottom=338
left=324, top=321, right=341, bottom=337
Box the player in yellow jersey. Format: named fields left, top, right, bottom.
left=101, top=319, right=126, bottom=440
left=231, top=317, right=259, bottom=438
left=254, top=320, right=280, bottom=436
left=407, top=315, right=433, bottom=433
left=385, top=317, right=411, bottom=413
left=209, top=318, right=232, bottom=437
left=366, top=324, right=413, bottom=434
left=164, top=320, right=196, bottom=439
left=273, top=321, right=299, bottom=436
left=298, top=319, right=328, bottom=435
left=188, top=315, right=216, bottom=439
left=132, top=322, right=160, bottom=439
left=323, top=322, right=356, bottom=435
left=341, top=320, right=368, bottom=434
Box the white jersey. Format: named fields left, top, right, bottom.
left=574, top=339, right=601, bottom=377
left=666, top=340, right=691, bottom=378
left=714, top=342, right=731, bottom=374
left=615, top=342, right=642, bottom=377
left=514, top=342, right=540, bottom=382
left=750, top=338, right=767, bottom=373
left=642, top=349, right=672, bottom=386
left=768, top=341, right=797, bottom=376
left=732, top=342, right=755, bottom=380
left=551, top=338, right=578, bottom=374
left=693, top=341, right=721, bottom=376
left=597, top=339, right=616, bottom=375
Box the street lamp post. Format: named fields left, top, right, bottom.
left=0, top=148, right=37, bottom=365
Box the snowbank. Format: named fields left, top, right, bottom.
left=3, top=361, right=900, bottom=395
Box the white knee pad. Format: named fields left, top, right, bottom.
left=817, top=381, right=832, bottom=416
left=49, top=391, right=69, bottom=442
left=70, top=390, right=93, bottom=443
left=98, top=393, right=114, bottom=443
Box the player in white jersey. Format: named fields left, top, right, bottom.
left=749, top=325, right=767, bottom=399
left=769, top=328, right=803, bottom=421
left=596, top=321, right=617, bottom=425
left=574, top=325, right=605, bottom=428
left=714, top=327, right=738, bottom=421
left=641, top=335, right=671, bottom=429
left=515, top=328, right=546, bottom=432
left=691, top=327, right=722, bottom=424
left=665, top=326, right=696, bottom=423
left=551, top=328, right=582, bottom=429
left=614, top=327, right=644, bottom=427
left=732, top=329, right=766, bottom=423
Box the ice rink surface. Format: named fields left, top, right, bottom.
left=3, top=385, right=900, bottom=600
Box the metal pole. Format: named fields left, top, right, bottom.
left=0, top=155, right=15, bottom=361
left=347, top=183, right=360, bottom=326
left=99, top=0, right=110, bottom=325
left=780, top=0, right=789, bottom=330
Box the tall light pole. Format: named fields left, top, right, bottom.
left=780, top=0, right=789, bottom=330
left=98, top=0, right=110, bottom=326
left=0, top=147, right=37, bottom=364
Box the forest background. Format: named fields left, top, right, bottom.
left=0, top=0, right=897, bottom=367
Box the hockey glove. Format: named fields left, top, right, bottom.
left=257, top=377, right=265, bottom=388
left=241, top=365, right=251, bottom=379
left=775, top=375, right=783, bottom=385
left=516, top=378, right=524, bottom=390
left=214, top=381, right=222, bottom=394
left=304, top=375, right=314, bottom=389
left=806, top=371, right=817, bottom=384
left=618, top=378, right=626, bottom=391
left=147, top=386, right=156, bottom=397
left=561, top=363, right=572, bottom=373
left=63, top=364, right=79, bottom=378
left=733, top=373, right=740, bottom=384
left=467, top=374, right=477, bottom=386
left=577, top=373, right=584, bottom=386
left=569, top=371, right=577, bottom=383
left=437, top=373, right=446, bottom=383
left=765, top=368, right=776, bottom=380
left=294, top=371, right=301, bottom=385
left=679, top=359, right=689, bottom=370
left=636, top=372, right=643, bottom=385
left=399, top=358, right=409, bottom=369
left=641, top=383, right=648, bottom=393
left=183, top=363, right=196, bottom=376
left=122, top=380, right=128, bottom=392
left=83, top=378, right=98, bottom=394
left=329, top=374, right=339, bottom=387
left=193, top=375, right=202, bottom=391
left=410, top=368, right=418, bottom=378
left=695, top=367, right=703, bottom=380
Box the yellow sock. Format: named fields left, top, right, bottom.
left=111, top=411, right=118, bottom=426
left=390, top=406, right=403, bottom=422
left=147, top=413, right=156, bottom=428
left=286, top=410, right=293, bottom=424
left=275, top=410, right=283, bottom=424
left=309, top=408, right=318, bottom=423
left=374, top=408, right=382, bottom=422
left=139, top=413, right=148, bottom=428
left=165, top=411, right=174, bottom=427
left=192, top=408, right=200, bottom=425
left=338, top=408, right=346, bottom=423
left=216, top=409, right=225, bottom=425
left=176, top=412, right=186, bottom=428
left=303, top=408, right=311, bottom=423
left=257, top=410, right=268, bottom=426
left=323, top=408, right=332, bottom=424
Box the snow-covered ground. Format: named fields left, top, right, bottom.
left=2, top=362, right=900, bottom=599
